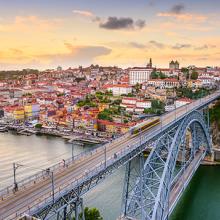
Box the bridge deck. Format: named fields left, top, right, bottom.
left=0, top=92, right=219, bottom=219
left=169, top=150, right=205, bottom=213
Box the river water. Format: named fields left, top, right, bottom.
left=0, top=132, right=220, bottom=220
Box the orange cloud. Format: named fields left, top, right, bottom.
left=73, top=10, right=94, bottom=17
left=157, top=12, right=207, bottom=22
left=0, top=16, right=62, bottom=32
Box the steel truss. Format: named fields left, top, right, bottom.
left=121, top=110, right=212, bottom=220
left=32, top=110, right=211, bottom=220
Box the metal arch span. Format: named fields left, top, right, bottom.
left=122, top=110, right=212, bottom=220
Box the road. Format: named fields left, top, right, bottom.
left=169, top=150, right=205, bottom=211
left=0, top=91, right=219, bottom=220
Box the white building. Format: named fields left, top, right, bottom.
left=120, top=97, right=151, bottom=113
left=136, top=100, right=151, bottom=109
left=129, top=68, right=153, bottom=85
left=104, top=84, right=132, bottom=96
left=175, top=98, right=192, bottom=108
left=198, top=77, right=215, bottom=86
left=121, top=97, right=137, bottom=106
left=148, top=78, right=180, bottom=89
left=165, top=105, right=175, bottom=112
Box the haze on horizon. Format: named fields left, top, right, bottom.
left=0, top=0, right=220, bottom=70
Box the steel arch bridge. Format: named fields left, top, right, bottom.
left=30, top=110, right=212, bottom=220
left=121, top=110, right=212, bottom=220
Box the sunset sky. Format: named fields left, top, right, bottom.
left=0, top=0, right=220, bottom=70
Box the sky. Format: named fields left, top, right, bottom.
left=0, top=0, right=220, bottom=70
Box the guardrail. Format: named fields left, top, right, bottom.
left=0, top=127, right=131, bottom=200
left=1, top=90, right=220, bottom=219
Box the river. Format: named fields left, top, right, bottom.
left=0, top=132, right=220, bottom=220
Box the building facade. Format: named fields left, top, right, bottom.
left=129, top=68, right=153, bottom=85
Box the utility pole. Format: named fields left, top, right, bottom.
left=13, top=163, right=23, bottom=192
left=104, top=145, right=107, bottom=168
left=46, top=168, right=55, bottom=204
left=72, top=142, right=74, bottom=161
left=13, top=163, right=17, bottom=192
left=51, top=171, right=55, bottom=204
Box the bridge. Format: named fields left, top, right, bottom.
left=0, top=91, right=219, bottom=220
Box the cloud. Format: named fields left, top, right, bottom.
left=148, top=0, right=156, bottom=7
left=73, top=10, right=94, bottom=17
left=129, top=42, right=146, bottom=49
left=157, top=12, right=207, bottom=22
left=170, top=4, right=185, bottom=14
left=194, top=44, right=216, bottom=50
left=149, top=40, right=165, bottom=49
left=99, top=17, right=146, bottom=30
left=172, top=43, right=192, bottom=50
left=10, top=48, right=23, bottom=56
left=0, top=15, right=62, bottom=32
left=157, top=4, right=207, bottom=22
left=39, top=43, right=112, bottom=66
left=135, top=19, right=146, bottom=29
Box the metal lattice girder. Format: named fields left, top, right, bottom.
left=122, top=111, right=212, bottom=220
left=32, top=107, right=212, bottom=220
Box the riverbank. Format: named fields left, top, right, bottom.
left=2, top=123, right=111, bottom=145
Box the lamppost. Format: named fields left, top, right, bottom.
left=12, top=162, right=55, bottom=203
left=13, top=163, right=24, bottom=192
left=104, top=145, right=107, bottom=168
left=71, top=141, right=74, bottom=161
left=68, top=141, right=75, bottom=161
left=45, top=168, right=55, bottom=204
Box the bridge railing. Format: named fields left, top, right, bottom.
left=1, top=90, right=220, bottom=217
left=0, top=126, right=131, bottom=200
left=27, top=131, right=152, bottom=217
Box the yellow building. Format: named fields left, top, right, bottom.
left=14, top=108, right=25, bottom=120
left=24, top=105, right=32, bottom=118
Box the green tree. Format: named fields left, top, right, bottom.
left=191, top=71, right=198, bottom=80
left=181, top=68, right=190, bottom=79
left=151, top=99, right=165, bottom=110
left=35, top=124, right=42, bottom=129
left=73, top=207, right=103, bottom=220
left=151, top=70, right=159, bottom=79
left=210, top=100, right=220, bottom=129
left=98, top=111, right=113, bottom=121
left=159, top=72, right=166, bottom=79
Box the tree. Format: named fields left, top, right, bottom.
left=191, top=71, right=198, bottom=80
left=134, top=83, right=141, bottom=93
left=112, top=99, right=121, bottom=105
left=159, top=72, right=166, bottom=79
left=35, top=124, right=42, bottom=129
left=151, top=99, right=165, bottom=110
left=151, top=71, right=167, bottom=79
left=181, top=67, right=190, bottom=79
left=73, top=207, right=103, bottom=220
left=98, top=111, right=113, bottom=121
left=210, top=100, right=220, bottom=129
left=144, top=99, right=165, bottom=115
left=151, top=70, right=158, bottom=79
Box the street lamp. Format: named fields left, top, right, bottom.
left=13, top=163, right=24, bottom=192
left=12, top=162, right=55, bottom=204
left=68, top=141, right=75, bottom=162
left=104, top=145, right=107, bottom=168
left=71, top=142, right=74, bottom=161
left=45, top=168, right=55, bottom=204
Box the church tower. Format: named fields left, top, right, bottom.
left=147, top=58, right=152, bottom=68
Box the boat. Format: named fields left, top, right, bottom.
left=0, top=126, right=8, bottom=132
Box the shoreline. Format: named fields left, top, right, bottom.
left=3, top=124, right=110, bottom=145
